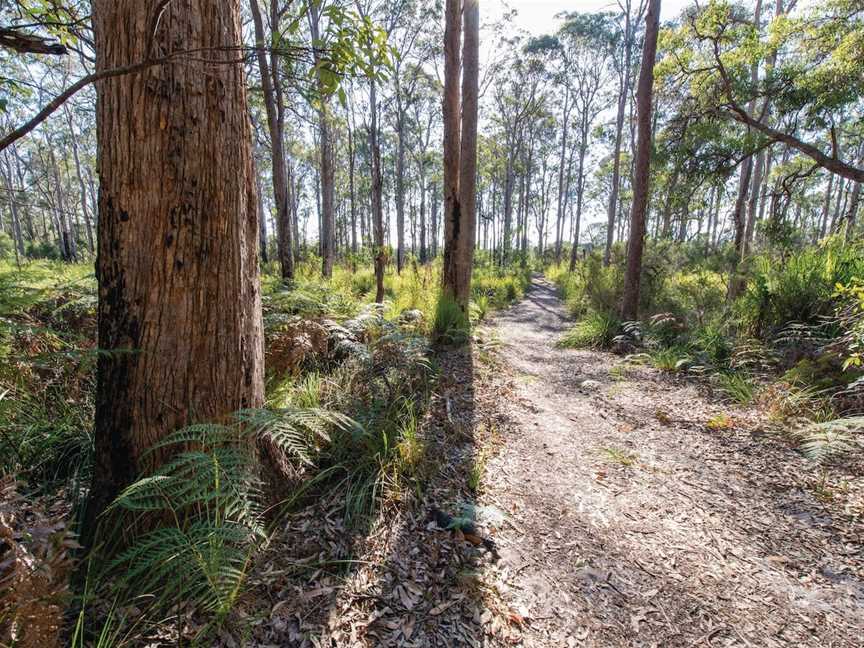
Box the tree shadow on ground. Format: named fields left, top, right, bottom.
left=250, top=340, right=502, bottom=646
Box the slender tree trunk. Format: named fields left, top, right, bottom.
left=255, top=158, right=269, bottom=264
left=430, top=183, right=439, bottom=258
left=621, top=0, right=660, bottom=322
left=395, top=96, right=407, bottom=273
left=64, top=107, right=94, bottom=256
left=502, top=133, right=516, bottom=263
left=744, top=148, right=764, bottom=254
left=555, top=86, right=571, bottom=261
left=604, top=2, right=635, bottom=266
left=1, top=156, right=25, bottom=259
left=661, top=167, right=679, bottom=238
left=520, top=136, right=532, bottom=260
left=46, top=144, right=76, bottom=261
left=830, top=178, right=847, bottom=233
left=419, top=174, right=428, bottom=263
left=569, top=142, right=588, bottom=271
left=89, top=0, right=264, bottom=520
left=250, top=0, right=294, bottom=280
left=442, top=0, right=463, bottom=304
left=307, top=2, right=335, bottom=277
left=845, top=181, right=861, bottom=242
left=369, top=77, right=386, bottom=303
left=728, top=0, right=762, bottom=299
left=348, top=109, right=358, bottom=254
left=820, top=172, right=834, bottom=240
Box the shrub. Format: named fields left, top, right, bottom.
left=0, top=232, right=14, bottom=259
left=736, top=240, right=864, bottom=338
left=101, top=408, right=352, bottom=633
left=650, top=346, right=692, bottom=372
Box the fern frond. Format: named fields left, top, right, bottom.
left=797, top=417, right=864, bottom=464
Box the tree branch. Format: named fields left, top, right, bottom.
left=0, top=59, right=180, bottom=152
left=0, top=26, right=67, bottom=55
left=724, top=108, right=864, bottom=183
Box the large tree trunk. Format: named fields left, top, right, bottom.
left=621, top=0, right=660, bottom=322
left=250, top=0, right=294, bottom=281
left=89, top=0, right=265, bottom=519
left=455, top=0, right=479, bottom=304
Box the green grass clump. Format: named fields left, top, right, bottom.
left=433, top=295, right=471, bottom=344
left=715, top=371, right=756, bottom=405
left=650, top=346, right=692, bottom=372
left=558, top=311, right=620, bottom=349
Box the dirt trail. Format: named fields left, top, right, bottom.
left=479, top=278, right=863, bottom=647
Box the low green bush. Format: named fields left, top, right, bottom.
left=558, top=311, right=621, bottom=349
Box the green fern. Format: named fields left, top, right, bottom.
left=797, top=417, right=863, bottom=464
left=102, top=406, right=356, bottom=628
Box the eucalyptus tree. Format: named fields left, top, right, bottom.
left=491, top=49, right=546, bottom=263
left=387, top=0, right=437, bottom=273
left=442, top=0, right=480, bottom=311
left=555, top=12, right=617, bottom=270
left=604, top=0, right=648, bottom=266
left=622, top=0, right=661, bottom=322
left=249, top=0, right=295, bottom=281
left=407, top=69, right=442, bottom=263
left=89, top=0, right=265, bottom=518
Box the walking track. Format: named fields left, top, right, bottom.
left=479, top=278, right=863, bottom=647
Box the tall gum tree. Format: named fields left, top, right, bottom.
left=250, top=0, right=295, bottom=282
left=442, top=0, right=479, bottom=311
left=621, top=0, right=661, bottom=322
left=89, top=0, right=265, bottom=518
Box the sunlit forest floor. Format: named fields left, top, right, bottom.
left=476, top=278, right=863, bottom=646
left=2, top=259, right=863, bottom=646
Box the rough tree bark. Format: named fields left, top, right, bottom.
left=621, top=0, right=661, bottom=322
left=442, top=0, right=479, bottom=311
left=89, top=0, right=265, bottom=518
left=441, top=0, right=462, bottom=300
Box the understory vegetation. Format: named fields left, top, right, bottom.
left=549, top=237, right=864, bottom=465
left=0, top=254, right=528, bottom=645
